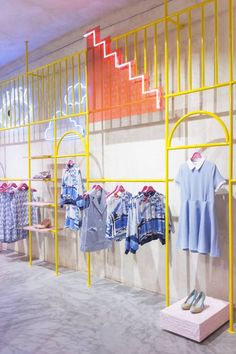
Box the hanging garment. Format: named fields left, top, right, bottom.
left=64, top=205, right=83, bottom=230
left=60, top=163, right=85, bottom=231
left=0, top=189, right=38, bottom=243
left=106, top=190, right=132, bottom=241
left=80, top=188, right=112, bottom=252
left=125, top=191, right=173, bottom=254
left=60, top=163, right=85, bottom=206
left=175, top=157, right=226, bottom=257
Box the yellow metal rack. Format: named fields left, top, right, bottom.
left=0, top=0, right=234, bottom=333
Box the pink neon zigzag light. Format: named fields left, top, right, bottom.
left=84, top=28, right=162, bottom=109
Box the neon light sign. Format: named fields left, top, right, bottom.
left=0, top=87, right=32, bottom=127
left=44, top=82, right=86, bottom=141
left=84, top=28, right=162, bottom=109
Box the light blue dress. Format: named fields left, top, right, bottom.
left=175, top=158, right=226, bottom=257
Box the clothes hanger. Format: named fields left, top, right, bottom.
left=0, top=183, right=8, bottom=192
left=17, top=183, right=37, bottom=192
left=145, top=185, right=156, bottom=193
left=141, top=186, right=148, bottom=193
left=114, top=185, right=125, bottom=197
left=95, top=185, right=102, bottom=191
left=191, top=151, right=202, bottom=161
left=106, top=185, right=119, bottom=198
left=17, top=183, right=29, bottom=191
left=67, top=159, right=75, bottom=168
left=5, top=182, right=17, bottom=190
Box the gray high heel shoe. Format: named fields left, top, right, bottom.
left=190, top=291, right=206, bottom=314
left=181, top=289, right=198, bottom=310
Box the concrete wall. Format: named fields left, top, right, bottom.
left=0, top=0, right=236, bottom=303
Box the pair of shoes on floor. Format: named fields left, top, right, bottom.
left=33, top=171, right=51, bottom=180
left=34, top=219, right=52, bottom=229
left=181, top=289, right=206, bottom=313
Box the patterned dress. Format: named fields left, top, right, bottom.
left=60, top=163, right=85, bottom=231
left=0, top=189, right=37, bottom=243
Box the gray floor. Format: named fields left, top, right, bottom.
left=0, top=251, right=235, bottom=354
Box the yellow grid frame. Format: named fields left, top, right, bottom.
left=0, top=0, right=234, bottom=333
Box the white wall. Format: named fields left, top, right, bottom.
left=0, top=0, right=236, bottom=303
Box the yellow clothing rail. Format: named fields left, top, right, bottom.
left=0, top=0, right=234, bottom=335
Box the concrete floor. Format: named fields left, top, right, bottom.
left=0, top=251, right=235, bottom=354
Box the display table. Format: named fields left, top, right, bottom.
left=160, top=296, right=229, bottom=342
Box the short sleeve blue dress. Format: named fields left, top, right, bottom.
left=175, top=158, right=226, bottom=257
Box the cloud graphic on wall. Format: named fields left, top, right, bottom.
left=44, top=82, right=87, bottom=141
left=44, top=111, right=85, bottom=141
left=64, top=83, right=87, bottom=109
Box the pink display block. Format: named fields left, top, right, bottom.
left=160, top=296, right=229, bottom=342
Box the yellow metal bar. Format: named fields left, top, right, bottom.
left=171, top=0, right=214, bottom=17
left=2, top=86, right=5, bottom=128
left=164, top=0, right=170, bottom=308
left=3, top=85, right=7, bottom=128
left=168, top=110, right=229, bottom=147
left=9, top=82, right=12, bottom=128
left=30, top=155, right=53, bottom=160
left=42, top=68, right=45, bottom=122
left=29, top=73, right=42, bottom=78
left=165, top=81, right=231, bottom=97
left=72, top=56, right=75, bottom=114
left=47, top=66, right=50, bottom=119
left=22, top=75, right=25, bottom=125
left=111, top=0, right=211, bottom=44
left=0, top=178, right=29, bottom=181
left=78, top=54, right=82, bottom=112
left=0, top=111, right=88, bottom=132
left=4, top=84, right=8, bottom=127
left=85, top=51, right=91, bottom=288
left=214, top=0, right=219, bottom=84
left=125, top=35, right=128, bottom=62
left=228, top=0, right=234, bottom=334
left=17, top=77, right=20, bottom=125
left=168, top=142, right=229, bottom=151
left=111, top=10, right=187, bottom=43
left=29, top=111, right=87, bottom=124
left=144, top=28, right=147, bottom=74
left=201, top=6, right=205, bottom=87
left=37, top=70, right=40, bottom=121
left=88, top=178, right=173, bottom=183
left=56, top=130, right=86, bottom=154
left=53, top=63, right=59, bottom=276
left=59, top=62, right=62, bottom=115
left=65, top=59, right=69, bottom=115
left=134, top=32, right=138, bottom=75
left=0, top=87, right=3, bottom=128
left=168, top=18, right=179, bottom=27
left=25, top=41, right=32, bottom=267
left=31, top=71, right=35, bottom=122
left=56, top=153, right=87, bottom=159
left=154, top=24, right=157, bottom=88
left=13, top=80, right=16, bottom=127
left=188, top=10, right=192, bottom=90
left=176, top=15, right=181, bottom=92
left=231, top=179, right=236, bottom=183
left=27, top=50, right=86, bottom=74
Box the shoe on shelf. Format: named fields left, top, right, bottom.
left=190, top=291, right=206, bottom=314
left=34, top=219, right=52, bottom=229
left=181, top=289, right=198, bottom=310
left=33, top=171, right=51, bottom=180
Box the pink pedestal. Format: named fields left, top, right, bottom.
left=160, top=296, right=229, bottom=342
